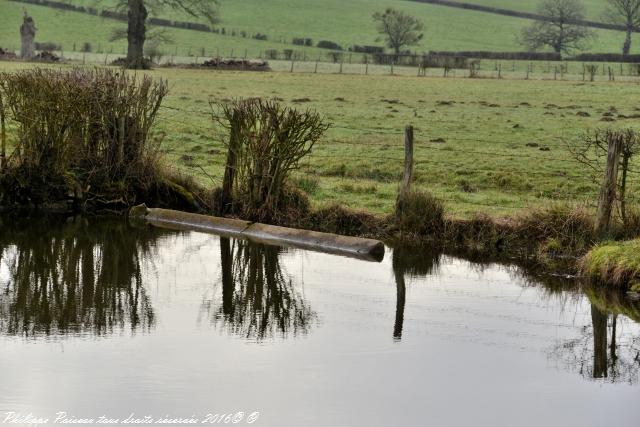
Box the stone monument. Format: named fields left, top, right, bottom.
left=20, top=11, right=36, bottom=60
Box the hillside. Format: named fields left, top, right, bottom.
left=461, top=0, right=609, bottom=20
left=0, top=0, right=637, bottom=56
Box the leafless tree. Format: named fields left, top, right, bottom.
left=372, top=8, right=425, bottom=57
left=566, top=128, right=640, bottom=225
left=520, top=0, right=594, bottom=54
left=604, top=0, right=640, bottom=55
left=110, top=0, right=218, bottom=69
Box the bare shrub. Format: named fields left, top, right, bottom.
left=0, top=68, right=168, bottom=205
left=212, top=98, right=329, bottom=221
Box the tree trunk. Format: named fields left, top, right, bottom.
left=623, top=24, right=632, bottom=56
left=620, top=154, right=629, bottom=226
left=126, top=0, right=148, bottom=69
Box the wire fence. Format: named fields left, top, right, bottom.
left=151, top=103, right=640, bottom=212
left=10, top=48, right=640, bottom=83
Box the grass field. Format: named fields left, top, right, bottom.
left=3, top=60, right=639, bottom=219
left=2, top=0, right=639, bottom=58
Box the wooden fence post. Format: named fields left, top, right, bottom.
left=595, top=134, right=623, bottom=235
left=290, top=59, right=294, bottom=73
left=401, top=125, right=414, bottom=197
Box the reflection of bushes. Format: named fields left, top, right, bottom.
left=203, top=238, right=316, bottom=340
left=0, top=217, right=165, bottom=337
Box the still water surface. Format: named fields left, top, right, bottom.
left=0, top=217, right=638, bottom=426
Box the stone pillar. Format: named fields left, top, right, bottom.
left=20, top=12, right=36, bottom=60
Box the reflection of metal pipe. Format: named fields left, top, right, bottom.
left=130, top=205, right=385, bottom=262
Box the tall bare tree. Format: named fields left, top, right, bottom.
left=117, top=0, right=218, bottom=69
left=372, top=8, right=425, bottom=57
left=604, top=0, right=640, bottom=55
left=520, top=0, right=594, bottom=54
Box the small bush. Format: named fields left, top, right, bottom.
left=264, top=49, right=278, bottom=59
left=292, top=38, right=312, bottom=46
left=34, top=42, right=61, bottom=51
left=395, top=190, right=445, bottom=237
left=81, top=42, right=92, bottom=52
left=212, top=98, right=329, bottom=222
left=317, top=40, right=342, bottom=50
left=253, top=33, right=268, bottom=41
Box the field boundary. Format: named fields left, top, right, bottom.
left=407, top=0, right=635, bottom=33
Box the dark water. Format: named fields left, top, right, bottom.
left=0, top=217, right=638, bottom=427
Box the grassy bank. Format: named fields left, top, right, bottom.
left=581, top=240, right=640, bottom=290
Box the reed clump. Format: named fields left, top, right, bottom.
left=444, top=204, right=596, bottom=260
left=394, top=189, right=445, bottom=238
left=0, top=68, right=192, bottom=210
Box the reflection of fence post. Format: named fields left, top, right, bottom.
left=595, top=134, right=623, bottom=235
left=401, top=125, right=414, bottom=197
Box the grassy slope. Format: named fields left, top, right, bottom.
left=461, top=0, right=609, bottom=21
left=1, top=0, right=638, bottom=55
left=2, top=61, right=638, bottom=218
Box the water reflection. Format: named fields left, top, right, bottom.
left=0, top=217, right=162, bottom=337
left=549, top=289, right=640, bottom=384
left=391, top=246, right=440, bottom=341
left=202, top=238, right=317, bottom=340
left=1, top=215, right=639, bottom=386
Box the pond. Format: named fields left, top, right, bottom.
left=0, top=217, right=638, bottom=426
